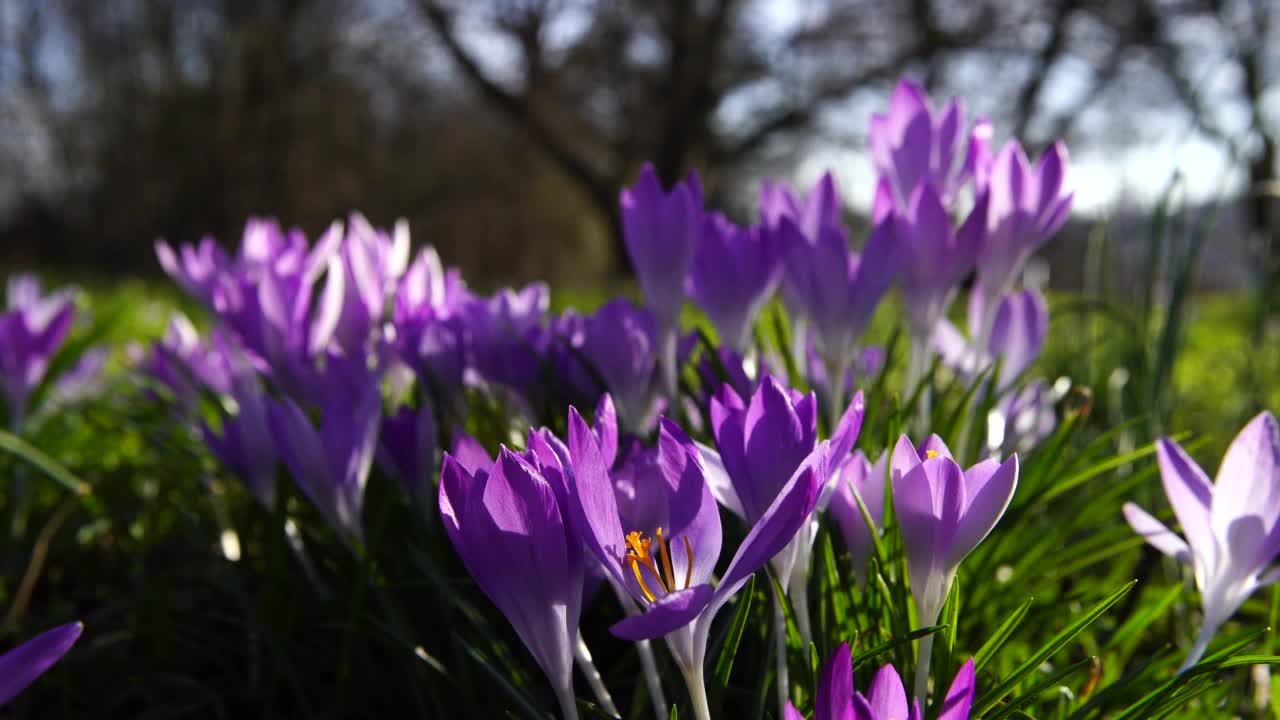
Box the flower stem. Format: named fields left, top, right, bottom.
left=679, top=660, right=712, bottom=720
left=914, top=632, right=935, bottom=707
left=772, top=583, right=791, bottom=720
left=637, top=638, right=668, bottom=720
left=907, top=334, right=931, bottom=435
left=574, top=632, right=620, bottom=717
left=1179, top=622, right=1219, bottom=675
left=554, top=680, right=581, bottom=720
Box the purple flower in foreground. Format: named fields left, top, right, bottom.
left=687, top=213, right=782, bottom=353
left=828, top=450, right=888, bottom=587
left=869, top=78, right=990, bottom=214
left=440, top=446, right=584, bottom=720
left=972, top=141, right=1072, bottom=335
left=892, top=434, right=1018, bottom=701
left=0, top=621, right=82, bottom=707
left=1124, top=411, right=1280, bottom=672
left=784, top=643, right=975, bottom=720
left=0, top=275, right=76, bottom=431
left=567, top=406, right=838, bottom=719
left=708, top=376, right=864, bottom=654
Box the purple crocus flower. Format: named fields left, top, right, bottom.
left=463, top=282, right=549, bottom=403
left=575, top=299, right=659, bottom=433
left=379, top=400, right=437, bottom=499
left=868, top=77, right=990, bottom=214
left=0, top=275, right=76, bottom=432
left=759, top=172, right=842, bottom=244
left=828, top=450, right=887, bottom=587
left=203, top=362, right=278, bottom=509
left=0, top=621, right=83, bottom=707
left=784, top=643, right=976, bottom=720
left=328, top=214, right=410, bottom=353
left=621, top=164, right=703, bottom=333
left=439, top=446, right=584, bottom=720
left=267, top=355, right=382, bottom=544
left=567, top=406, right=840, bottom=719
left=687, top=213, right=782, bottom=353
left=154, top=235, right=229, bottom=304
left=393, top=247, right=470, bottom=401
left=894, top=184, right=987, bottom=346
left=972, top=141, right=1072, bottom=340
left=1124, top=411, right=1280, bottom=672
left=707, top=376, right=864, bottom=649
left=142, top=315, right=233, bottom=412
left=892, top=434, right=1018, bottom=702
left=935, top=288, right=1048, bottom=391
left=780, top=216, right=897, bottom=414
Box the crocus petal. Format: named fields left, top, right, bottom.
left=1123, top=502, right=1191, bottom=562
left=815, top=642, right=855, bottom=720
left=567, top=407, right=628, bottom=584
left=449, top=432, right=494, bottom=476
left=1212, top=412, right=1280, bottom=540
left=1156, top=437, right=1215, bottom=562
left=949, top=454, right=1019, bottom=566
left=866, top=663, right=910, bottom=720
left=784, top=703, right=806, bottom=720
left=609, top=585, right=714, bottom=641
left=891, top=434, right=923, bottom=485
left=657, top=419, right=723, bottom=588
left=593, top=393, right=619, bottom=469
left=829, top=390, right=866, bottom=463
left=697, top=441, right=746, bottom=519
left=937, top=659, right=976, bottom=720
left=0, top=621, right=83, bottom=706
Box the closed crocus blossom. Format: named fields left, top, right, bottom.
left=567, top=407, right=836, bottom=720
left=154, top=235, right=229, bottom=304
left=621, top=164, right=703, bottom=396
left=0, top=275, right=76, bottom=432
left=267, top=358, right=382, bottom=545
left=463, top=282, right=550, bottom=404
left=759, top=172, right=842, bottom=247
left=378, top=399, right=437, bottom=499
left=892, top=434, right=1018, bottom=702
left=203, top=366, right=278, bottom=509
left=785, top=643, right=976, bottom=720
left=329, top=214, right=410, bottom=353
left=1124, top=411, right=1280, bottom=672
left=142, top=315, right=234, bottom=412
left=440, top=445, right=585, bottom=720
left=828, top=450, right=888, bottom=587
left=934, top=288, right=1049, bottom=392
left=868, top=78, right=990, bottom=214
left=781, top=216, right=897, bottom=419
left=972, top=140, right=1072, bottom=343
left=393, top=247, right=470, bottom=404
left=687, top=213, right=782, bottom=353
left=0, top=621, right=83, bottom=707
left=576, top=299, right=659, bottom=433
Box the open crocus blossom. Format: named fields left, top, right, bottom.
left=892, top=434, right=1018, bottom=702
left=567, top=407, right=836, bottom=720
left=784, top=643, right=976, bottom=720
left=687, top=212, right=782, bottom=353
left=0, top=621, right=83, bottom=706
left=869, top=77, right=990, bottom=214
left=1123, top=411, right=1280, bottom=672
left=439, top=446, right=584, bottom=720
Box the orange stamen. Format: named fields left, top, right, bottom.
left=656, top=527, right=676, bottom=592
left=682, top=535, right=693, bottom=589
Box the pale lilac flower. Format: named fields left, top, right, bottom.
left=1124, top=411, right=1280, bottom=672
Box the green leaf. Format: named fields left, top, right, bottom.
left=713, top=574, right=755, bottom=689
left=0, top=428, right=93, bottom=500
left=973, top=596, right=1034, bottom=674
left=984, top=656, right=1096, bottom=720
left=849, top=625, right=947, bottom=670
left=973, top=580, right=1136, bottom=716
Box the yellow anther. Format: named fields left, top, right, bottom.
left=625, top=528, right=698, bottom=605
left=925, top=450, right=940, bottom=459
left=628, top=555, right=658, bottom=603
